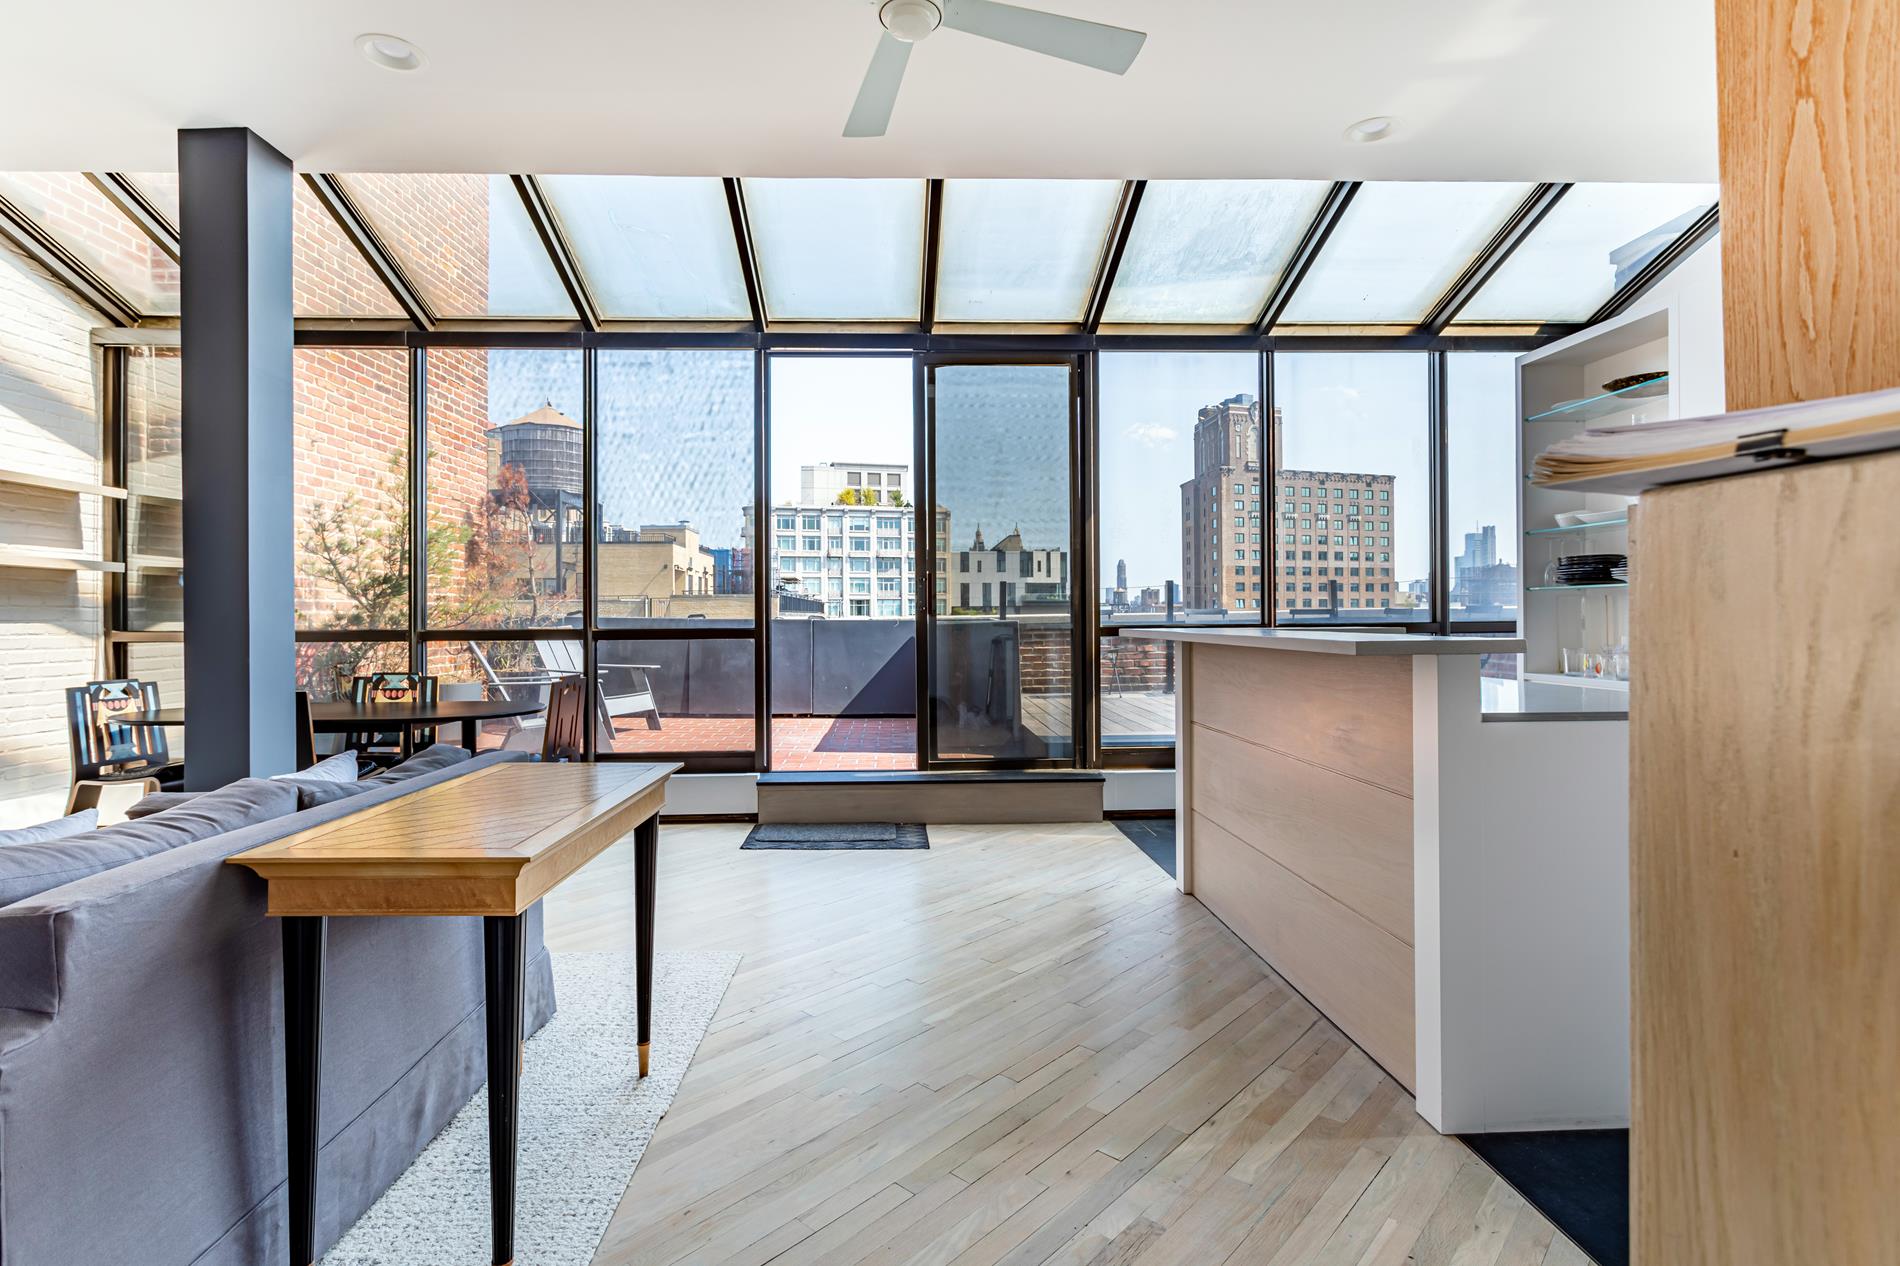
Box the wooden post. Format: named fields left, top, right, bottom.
left=1715, top=0, right=1900, bottom=409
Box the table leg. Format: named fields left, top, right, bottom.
left=634, top=815, right=658, bottom=1077
left=462, top=717, right=482, bottom=754
left=484, top=914, right=526, bottom=1266
left=283, top=916, right=327, bottom=1266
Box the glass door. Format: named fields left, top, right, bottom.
left=920, top=358, right=1082, bottom=767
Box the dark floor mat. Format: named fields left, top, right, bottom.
left=752, top=822, right=897, bottom=842
left=1461, top=1129, right=1629, bottom=1266
left=742, top=822, right=928, bottom=850
left=1113, top=817, right=1175, bottom=877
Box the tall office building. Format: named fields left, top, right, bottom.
left=1179, top=393, right=1265, bottom=611
left=1179, top=393, right=1403, bottom=616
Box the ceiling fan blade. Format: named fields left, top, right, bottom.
left=844, top=32, right=914, bottom=138
left=940, top=0, right=1146, bottom=74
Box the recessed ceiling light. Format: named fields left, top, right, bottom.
left=1345, top=116, right=1397, bottom=144
left=357, top=33, right=425, bottom=72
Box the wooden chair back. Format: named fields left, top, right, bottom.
left=66, top=679, right=169, bottom=780
left=294, top=690, right=316, bottom=771
left=541, top=674, right=587, bottom=762
left=345, top=672, right=441, bottom=757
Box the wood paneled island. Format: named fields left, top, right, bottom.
left=1143, top=627, right=1630, bottom=1135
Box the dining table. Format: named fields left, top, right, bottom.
left=308, top=697, right=546, bottom=753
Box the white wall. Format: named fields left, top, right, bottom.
left=1630, top=231, right=1726, bottom=419
left=1413, top=655, right=1631, bottom=1133
left=0, top=239, right=108, bottom=827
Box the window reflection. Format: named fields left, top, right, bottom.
left=540, top=176, right=752, bottom=320
left=936, top=180, right=1121, bottom=323
left=743, top=178, right=925, bottom=322
left=1102, top=181, right=1330, bottom=324
left=1281, top=182, right=1532, bottom=324
left=425, top=348, right=586, bottom=628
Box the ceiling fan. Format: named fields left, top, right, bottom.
left=845, top=0, right=1147, bottom=137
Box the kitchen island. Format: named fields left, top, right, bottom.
left=1140, top=626, right=1629, bottom=1134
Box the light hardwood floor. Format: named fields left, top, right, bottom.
left=542, top=821, right=1588, bottom=1266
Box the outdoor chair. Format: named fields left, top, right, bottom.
left=534, top=639, right=663, bottom=740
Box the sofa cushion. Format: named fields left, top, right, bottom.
left=291, top=743, right=473, bottom=809
left=0, top=808, right=98, bottom=847
left=125, top=791, right=198, bottom=820
left=272, top=748, right=360, bottom=785
left=0, top=778, right=298, bottom=907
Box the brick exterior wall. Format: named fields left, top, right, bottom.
left=0, top=238, right=108, bottom=826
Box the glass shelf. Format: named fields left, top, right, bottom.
left=1527, top=582, right=1628, bottom=591
left=1525, top=376, right=1668, bottom=424
left=1526, top=518, right=1628, bottom=536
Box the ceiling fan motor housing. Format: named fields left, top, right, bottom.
left=880, top=0, right=944, bottom=42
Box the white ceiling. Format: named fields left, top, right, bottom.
left=0, top=0, right=1718, bottom=181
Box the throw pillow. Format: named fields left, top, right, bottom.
left=0, top=777, right=298, bottom=906
left=288, top=743, right=473, bottom=810
left=273, top=749, right=360, bottom=785
left=126, top=791, right=200, bottom=820
left=0, top=808, right=100, bottom=847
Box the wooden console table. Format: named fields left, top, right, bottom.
left=229, top=760, right=677, bottom=1266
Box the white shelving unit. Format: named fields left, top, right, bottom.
left=1513, top=307, right=1676, bottom=693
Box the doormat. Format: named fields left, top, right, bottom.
left=741, top=822, right=928, bottom=850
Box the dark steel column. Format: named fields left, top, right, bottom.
left=178, top=127, right=296, bottom=786
left=484, top=914, right=527, bottom=1266
left=282, top=916, right=327, bottom=1266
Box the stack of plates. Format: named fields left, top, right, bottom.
left=1552, top=553, right=1626, bottom=585
left=1610, top=563, right=1630, bottom=582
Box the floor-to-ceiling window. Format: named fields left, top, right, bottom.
left=595, top=348, right=758, bottom=766
left=1445, top=352, right=1521, bottom=626
left=926, top=359, right=1078, bottom=765
left=421, top=347, right=586, bottom=750
left=765, top=354, right=917, bottom=771
left=1096, top=352, right=1263, bottom=754
left=291, top=346, right=412, bottom=700
left=1271, top=353, right=1431, bottom=624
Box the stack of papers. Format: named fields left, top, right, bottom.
left=1532, top=386, right=1900, bottom=487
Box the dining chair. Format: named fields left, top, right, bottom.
left=64, top=679, right=184, bottom=813
left=344, top=672, right=440, bottom=763
left=539, top=674, right=587, bottom=762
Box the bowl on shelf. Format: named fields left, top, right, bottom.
left=1602, top=371, right=1668, bottom=398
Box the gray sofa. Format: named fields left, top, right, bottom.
left=0, top=749, right=556, bottom=1266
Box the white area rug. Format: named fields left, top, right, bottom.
left=324, top=950, right=741, bottom=1266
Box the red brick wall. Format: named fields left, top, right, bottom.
left=291, top=174, right=494, bottom=642
left=1018, top=624, right=1071, bottom=696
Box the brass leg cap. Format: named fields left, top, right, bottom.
left=638, top=1041, right=651, bottom=1077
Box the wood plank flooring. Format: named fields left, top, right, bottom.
left=542, top=822, right=1586, bottom=1266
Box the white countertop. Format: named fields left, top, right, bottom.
left=1481, top=676, right=1630, bottom=721
left=1124, top=627, right=1526, bottom=656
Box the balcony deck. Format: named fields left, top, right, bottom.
left=467, top=689, right=1176, bottom=768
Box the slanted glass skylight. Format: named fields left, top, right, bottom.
left=1457, top=183, right=1719, bottom=323
left=742, top=178, right=925, bottom=322
left=1102, top=180, right=1332, bottom=325
left=336, top=173, right=575, bottom=318
left=936, top=179, right=1122, bottom=324
left=125, top=172, right=179, bottom=229
left=292, top=179, right=404, bottom=319
left=540, top=176, right=752, bottom=321
left=0, top=172, right=180, bottom=314
left=1279, top=181, right=1534, bottom=324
